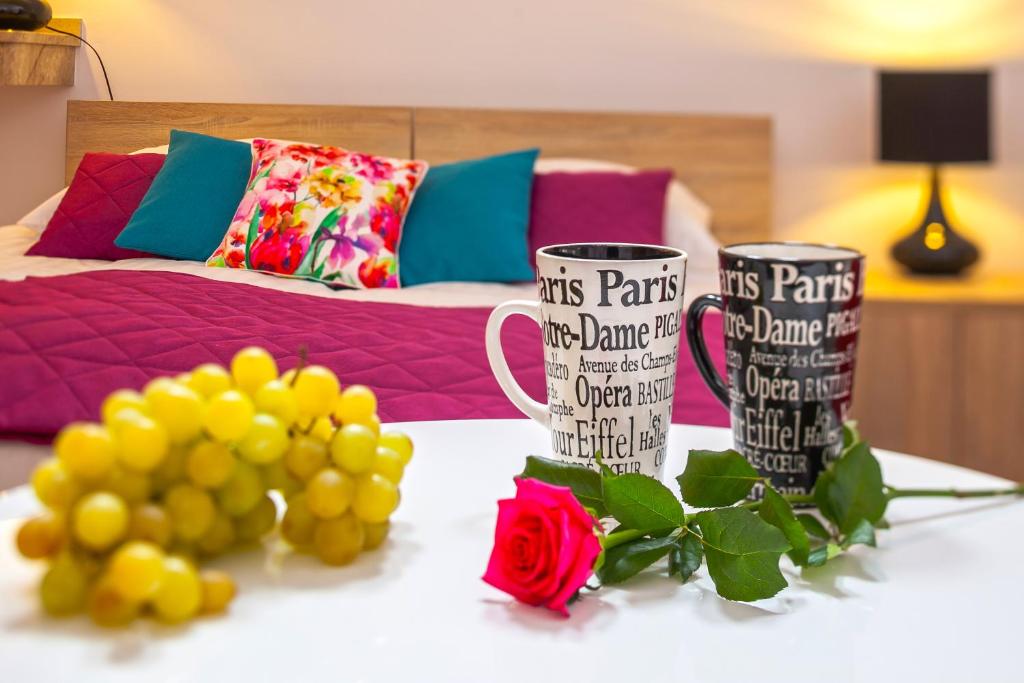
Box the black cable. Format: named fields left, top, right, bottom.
left=44, top=24, right=114, bottom=101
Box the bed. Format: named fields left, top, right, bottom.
left=0, top=101, right=772, bottom=487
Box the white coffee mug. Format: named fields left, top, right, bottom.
left=486, top=243, right=688, bottom=477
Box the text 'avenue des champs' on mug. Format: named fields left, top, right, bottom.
left=486, top=243, right=688, bottom=478
left=686, top=242, right=865, bottom=497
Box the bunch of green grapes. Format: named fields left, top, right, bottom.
left=276, top=368, right=413, bottom=566
left=15, top=346, right=414, bottom=626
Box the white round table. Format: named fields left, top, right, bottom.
left=1, top=420, right=1020, bottom=682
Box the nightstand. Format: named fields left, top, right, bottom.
left=854, top=271, right=1024, bottom=480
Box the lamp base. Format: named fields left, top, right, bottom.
left=891, top=165, right=979, bottom=276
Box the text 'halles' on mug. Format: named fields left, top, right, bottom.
left=686, top=242, right=865, bottom=498
left=486, top=243, right=688, bottom=478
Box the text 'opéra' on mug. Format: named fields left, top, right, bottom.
left=486, top=243, right=688, bottom=478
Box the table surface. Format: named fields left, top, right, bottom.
left=1, top=419, right=1021, bottom=682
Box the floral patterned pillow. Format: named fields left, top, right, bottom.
left=207, top=139, right=428, bottom=289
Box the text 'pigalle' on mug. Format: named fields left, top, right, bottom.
left=486, top=243, right=688, bottom=478
left=686, top=241, right=865, bottom=498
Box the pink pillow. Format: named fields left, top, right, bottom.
left=27, top=153, right=165, bottom=260
left=528, top=169, right=673, bottom=267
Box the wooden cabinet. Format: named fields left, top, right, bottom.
left=0, top=18, right=80, bottom=87
left=853, top=273, right=1024, bottom=480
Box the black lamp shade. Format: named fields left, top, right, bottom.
left=0, top=1, right=52, bottom=31
left=878, top=71, right=991, bottom=163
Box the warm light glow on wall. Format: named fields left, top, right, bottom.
left=681, top=0, right=1024, bottom=65
left=822, top=0, right=1022, bottom=65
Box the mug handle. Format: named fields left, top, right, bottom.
left=685, top=294, right=730, bottom=407
left=485, top=300, right=549, bottom=425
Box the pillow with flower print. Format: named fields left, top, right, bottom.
left=207, top=139, right=428, bottom=289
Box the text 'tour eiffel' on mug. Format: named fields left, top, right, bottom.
left=486, top=243, right=688, bottom=478
left=686, top=242, right=865, bottom=497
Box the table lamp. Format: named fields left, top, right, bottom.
left=878, top=70, right=990, bottom=275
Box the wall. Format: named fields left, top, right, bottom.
left=1, top=0, right=1022, bottom=273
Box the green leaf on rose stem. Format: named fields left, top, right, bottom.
left=758, top=486, right=811, bottom=567
left=597, top=535, right=677, bottom=585
left=593, top=450, right=614, bottom=477
left=668, top=530, right=704, bottom=583
left=813, top=442, right=888, bottom=534
left=796, top=513, right=833, bottom=541
left=676, top=449, right=761, bottom=507
left=603, top=473, right=686, bottom=532
left=694, top=507, right=790, bottom=602
left=806, top=542, right=843, bottom=567
left=521, top=456, right=607, bottom=518
left=874, top=517, right=891, bottom=530
left=842, top=421, right=861, bottom=449
left=842, top=518, right=877, bottom=549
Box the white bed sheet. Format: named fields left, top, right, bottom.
left=0, top=224, right=720, bottom=308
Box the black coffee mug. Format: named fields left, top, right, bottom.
left=686, top=242, right=865, bottom=497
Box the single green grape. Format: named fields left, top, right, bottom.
left=378, top=431, right=414, bottom=466
left=127, top=503, right=173, bottom=548
left=370, top=447, right=405, bottom=485
left=110, top=409, right=169, bottom=472
left=313, top=513, right=365, bottom=566
left=88, top=577, right=141, bottom=627
left=196, top=512, right=236, bottom=556
left=55, top=422, right=116, bottom=481
left=186, top=440, right=237, bottom=489
left=231, top=347, right=278, bottom=395
left=216, top=461, right=263, bottom=517
left=107, top=541, right=166, bottom=602
left=31, top=458, right=81, bottom=511
left=204, top=390, right=255, bottom=443
left=102, top=465, right=152, bottom=505
left=306, top=467, right=356, bottom=519
left=16, top=513, right=65, bottom=559
left=151, top=555, right=202, bottom=623
left=352, top=473, right=399, bottom=524
left=237, top=413, right=289, bottom=465
left=72, top=491, right=129, bottom=551
left=292, top=365, right=340, bottom=417
left=281, top=493, right=317, bottom=547
left=199, top=569, right=236, bottom=614
left=39, top=553, right=89, bottom=616
left=333, top=385, right=377, bottom=425
left=164, top=484, right=215, bottom=541
left=254, top=379, right=299, bottom=426
left=363, top=520, right=390, bottom=550
left=330, top=424, right=378, bottom=474
left=235, top=494, right=278, bottom=542
left=144, top=379, right=204, bottom=445
left=186, top=363, right=232, bottom=398
left=149, top=444, right=188, bottom=494
left=284, top=434, right=329, bottom=482
left=101, top=389, right=148, bottom=426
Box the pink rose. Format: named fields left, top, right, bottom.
left=483, top=478, right=602, bottom=616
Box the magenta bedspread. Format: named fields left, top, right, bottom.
left=0, top=270, right=728, bottom=440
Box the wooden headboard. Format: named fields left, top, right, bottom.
left=66, top=100, right=772, bottom=244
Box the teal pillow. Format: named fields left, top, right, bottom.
left=399, top=148, right=538, bottom=285
left=116, top=130, right=252, bottom=261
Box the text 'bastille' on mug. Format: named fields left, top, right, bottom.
left=686, top=242, right=865, bottom=498
left=486, top=243, right=688, bottom=478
